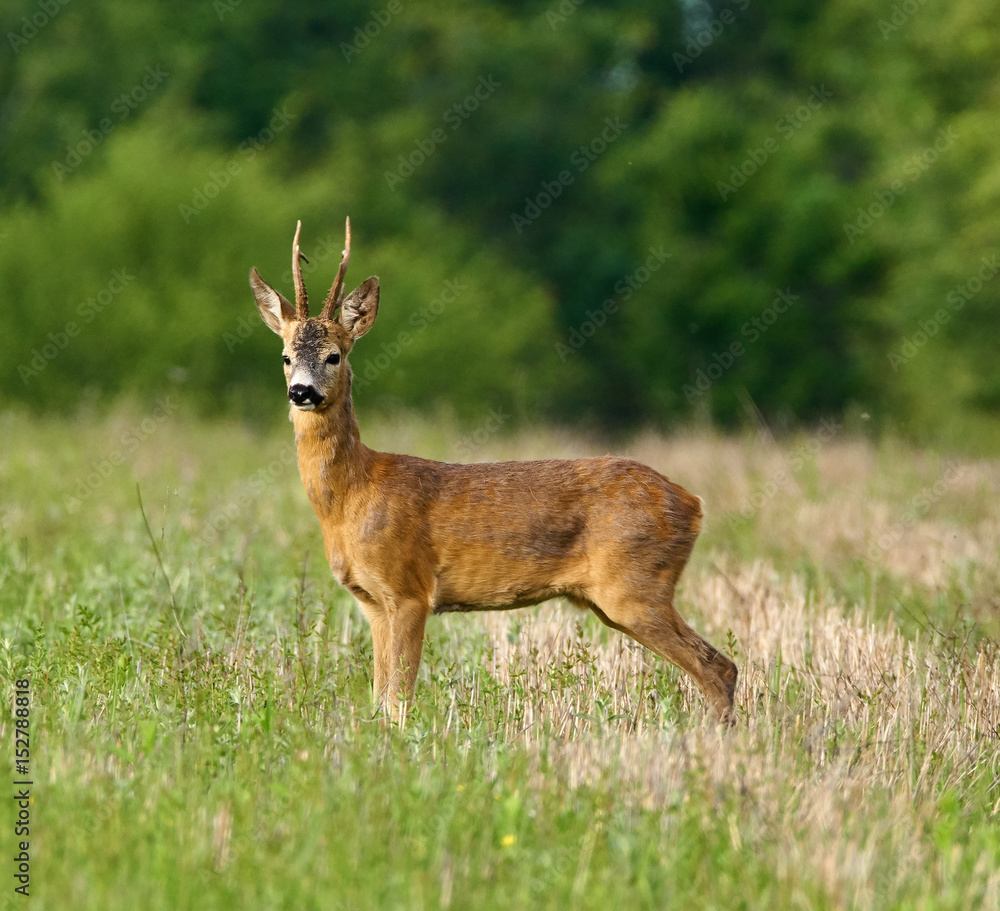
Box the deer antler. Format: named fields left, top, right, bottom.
left=292, top=220, right=310, bottom=319
left=320, top=217, right=352, bottom=320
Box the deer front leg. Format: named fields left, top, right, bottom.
left=385, top=601, right=430, bottom=714
left=360, top=604, right=392, bottom=710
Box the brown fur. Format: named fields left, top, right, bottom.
left=250, top=223, right=737, bottom=723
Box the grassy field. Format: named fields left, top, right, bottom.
left=1, top=406, right=998, bottom=910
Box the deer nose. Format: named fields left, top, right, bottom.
left=288, top=383, right=321, bottom=409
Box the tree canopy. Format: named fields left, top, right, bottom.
left=3, top=0, right=998, bottom=441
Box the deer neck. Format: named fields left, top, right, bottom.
left=290, top=371, right=371, bottom=522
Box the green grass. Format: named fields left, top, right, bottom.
left=1, top=407, right=999, bottom=910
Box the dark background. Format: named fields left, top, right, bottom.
left=2, top=0, right=997, bottom=445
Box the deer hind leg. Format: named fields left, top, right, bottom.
left=589, top=587, right=737, bottom=724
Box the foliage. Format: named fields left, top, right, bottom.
left=2, top=0, right=999, bottom=436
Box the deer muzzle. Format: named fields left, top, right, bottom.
left=288, top=383, right=322, bottom=411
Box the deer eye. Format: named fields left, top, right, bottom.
left=326, top=352, right=341, bottom=366
left=282, top=355, right=291, bottom=365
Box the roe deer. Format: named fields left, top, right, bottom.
left=249, top=219, right=738, bottom=723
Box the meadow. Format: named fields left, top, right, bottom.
left=1, top=407, right=998, bottom=910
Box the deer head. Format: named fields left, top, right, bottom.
left=249, top=218, right=379, bottom=412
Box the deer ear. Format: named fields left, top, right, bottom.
left=250, top=268, right=296, bottom=335
left=338, top=277, right=379, bottom=340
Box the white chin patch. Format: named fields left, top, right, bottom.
left=292, top=402, right=317, bottom=412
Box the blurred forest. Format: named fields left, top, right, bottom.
left=1, top=0, right=998, bottom=442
